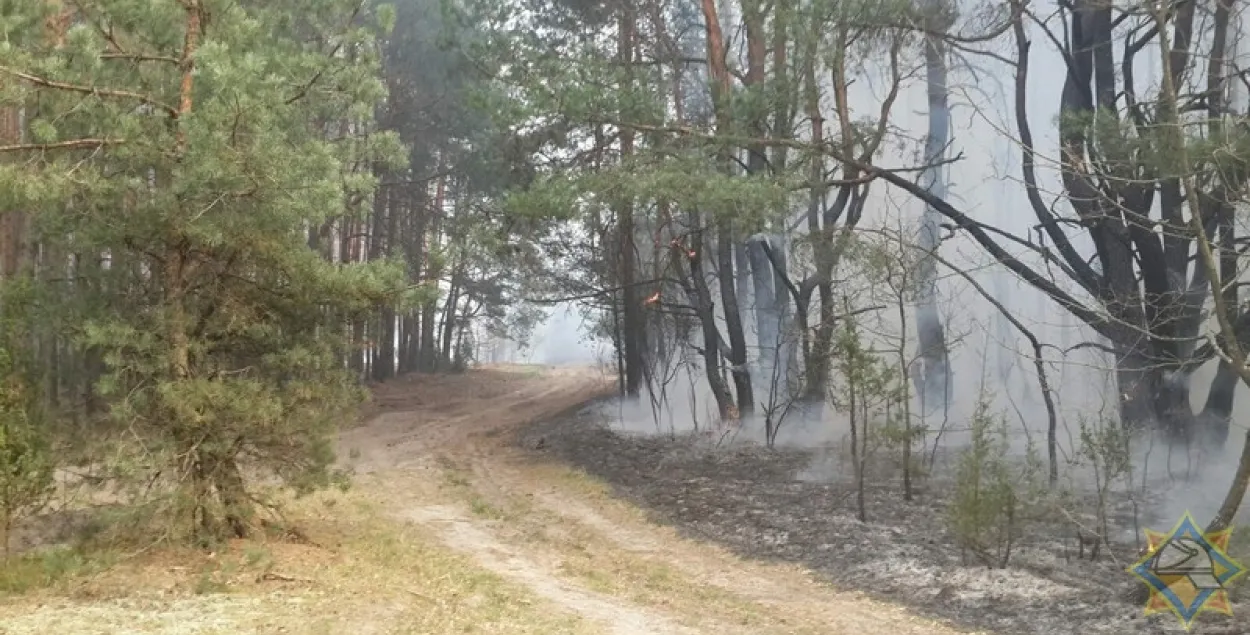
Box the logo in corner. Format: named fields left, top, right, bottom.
left=1127, top=511, right=1246, bottom=630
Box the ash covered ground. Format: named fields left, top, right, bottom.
left=519, top=402, right=1249, bottom=635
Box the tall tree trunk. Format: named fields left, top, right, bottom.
left=796, top=21, right=831, bottom=411
left=440, top=265, right=462, bottom=369
left=1199, top=0, right=1250, bottom=537
left=733, top=240, right=753, bottom=395
left=396, top=313, right=409, bottom=374
left=405, top=177, right=429, bottom=373
left=365, top=175, right=386, bottom=381
left=718, top=223, right=752, bottom=417
left=1197, top=0, right=1240, bottom=449
left=746, top=238, right=779, bottom=401
left=377, top=180, right=399, bottom=381
left=344, top=216, right=364, bottom=376
left=702, top=0, right=751, bottom=418
left=617, top=2, right=646, bottom=398
left=682, top=211, right=734, bottom=420
left=914, top=1, right=954, bottom=413
left=419, top=175, right=444, bottom=373
left=395, top=186, right=412, bottom=375
left=742, top=0, right=784, bottom=418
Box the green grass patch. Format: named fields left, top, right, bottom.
left=0, top=545, right=117, bottom=596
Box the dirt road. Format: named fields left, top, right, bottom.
left=338, top=364, right=978, bottom=635
left=0, top=364, right=980, bottom=634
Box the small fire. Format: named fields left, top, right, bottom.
left=668, top=238, right=696, bottom=259
left=644, top=291, right=661, bottom=305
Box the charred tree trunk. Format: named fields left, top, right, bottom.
left=1196, top=0, right=1240, bottom=449
left=1200, top=211, right=1239, bottom=448
left=702, top=0, right=751, bottom=418
left=718, top=222, right=752, bottom=417
left=681, top=211, right=734, bottom=420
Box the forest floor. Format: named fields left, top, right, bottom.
left=526, top=404, right=1250, bottom=635
left=0, top=365, right=980, bottom=635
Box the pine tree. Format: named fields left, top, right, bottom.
left=0, top=0, right=407, bottom=542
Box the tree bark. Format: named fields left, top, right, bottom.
left=406, top=178, right=430, bottom=373
left=914, top=1, right=953, bottom=413
left=418, top=175, right=444, bottom=372
left=718, top=222, right=752, bottom=417
left=681, top=211, right=734, bottom=419
left=617, top=1, right=646, bottom=398
left=439, top=266, right=461, bottom=369
left=702, top=0, right=751, bottom=418
left=377, top=180, right=399, bottom=380
left=741, top=0, right=784, bottom=418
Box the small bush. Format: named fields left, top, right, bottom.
left=947, top=398, right=1047, bottom=568
left=1075, top=415, right=1133, bottom=545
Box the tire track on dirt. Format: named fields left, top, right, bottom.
left=345, top=366, right=701, bottom=634
left=406, top=504, right=695, bottom=635
left=489, top=462, right=984, bottom=635
left=347, top=365, right=979, bottom=635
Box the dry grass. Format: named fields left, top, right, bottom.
left=477, top=460, right=973, bottom=635
left=0, top=365, right=620, bottom=635
left=0, top=487, right=596, bottom=635
left=0, top=365, right=982, bottom=635
left=540, top=523, right=809, bottom=633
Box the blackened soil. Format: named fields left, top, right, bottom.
left=519, top=407, right=1246, bottom=635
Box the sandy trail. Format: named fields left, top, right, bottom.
left=339, top=364, right=978, bottom=635
left=340, top=364, right=693, bottom=634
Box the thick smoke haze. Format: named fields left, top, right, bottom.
left=526, top=303, right=607, bottom=367
left=497, top=1, right=1250, bottom=534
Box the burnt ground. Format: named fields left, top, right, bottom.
left=519, top=405, right=1249, bottom=635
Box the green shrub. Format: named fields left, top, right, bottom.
left=947, top=398, right=1047, bottom=568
